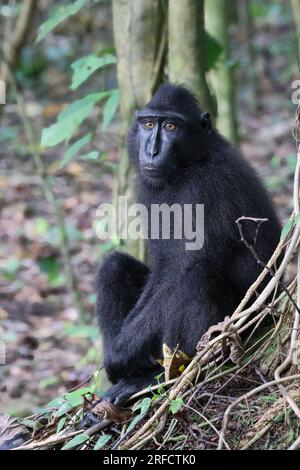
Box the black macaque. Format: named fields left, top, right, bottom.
left=96, top=83, right=281, bottom=406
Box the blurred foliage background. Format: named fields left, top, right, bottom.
left=0, top=0, right=299, bottom=418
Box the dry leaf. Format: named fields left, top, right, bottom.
left=228, top=331, right=244, bottom=365
left=91, top=400, right=131, bottom=424
left=161, top=343, right=191, bottom=381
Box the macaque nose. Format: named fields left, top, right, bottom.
left=148, top=133, right=160, bottom=158
left=148, top=145, right=159, bottom=158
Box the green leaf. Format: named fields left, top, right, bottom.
left=41, top=93, right=109, bottom=147
left=35, top=217, right=49, bottom=235
left=126, top=414, right=143, bottom=434
left=271, top=155, right=281, bottom=170
left=18, top=419, right=36, bottom=429
left=54, top=402, right=73, bottom=418
left=151, top=393, right=161, bottom=401
left=91, top=369, right=102, bottom=395
left=102, top=90, right=120, bottom=131
left=88, top=294, right=97, bottom=305
left=71, top=54, right=116, bottom=90
left=65, top=387, right=92, bottom=407
left=93, top=434, right=112, bottom=450
left=80, top=151, right=99, bottom=160
left=127, top=398, right=151, bottom=433
left=280, top=219, right=294, bottom=240
left=53, top=387, right=92, bottom=418
left=61, top=433, right=90, bottom=450
left=140, top=397, right=151, bottom=414
left=287, top=154, right=297, bottom=172
left=37, top=256, right=62, bottom=285
left=36, top=0, right=87, bottom=43
left=56, top=417, right=66, bottom=434
left=205, top=31, right=223, bottom=71
left=3, top=257, right=22, bottom=277
left=45, top=396, right=65, bottom=409
left=64, top=324, right=98, bottom=340
left=170, top=397, right=184, bottom=415
left=38, top=376, right=60, bottom=390
left=61, top=133, right=92, bottom=167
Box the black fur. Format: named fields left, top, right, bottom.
left=96, top=83, right=281, bottom=405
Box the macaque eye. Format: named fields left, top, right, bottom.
left=164, top=122, right=177, bottom=132
left=142, top=121, right=155, bottom=130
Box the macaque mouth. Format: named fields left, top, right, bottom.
left=142, top=166, right=164, bottom=173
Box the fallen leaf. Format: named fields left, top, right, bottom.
left=161, top=344, right=191, bottom=381
left=91, top=400, right=131, bottom=424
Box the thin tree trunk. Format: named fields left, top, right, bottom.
left=239, top=0, right=259, bottom=113
left=205, top=0, right=238, bottom=143
left=112, top=0, right=167, bottom=259
left=291, top=0, right=300, bottom=34
left=0, top=0, right=37, bottom=85
left=168, top=0, right=216, bottom=119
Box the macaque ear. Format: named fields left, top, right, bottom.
left=200, top=112, right=212, bottom=132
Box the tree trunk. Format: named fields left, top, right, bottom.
left=205, top=0, right=238, bottom=143
left=0, top=0, right=37, bottom=85
left=112, top=0, right=167, bottom=258
left=238, top=0, right=259, bottom=113
left=291, top=0, right=300, bottom=34
left=168, top=0, right=216, bottom=119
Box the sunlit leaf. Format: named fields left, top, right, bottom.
left=71, top=54, right=116, bottom=90
left=170, top=397, right=184, bottom=414
left=36, top=0, right=87, bottom=42
left=41, top=93, right=109, bottom=147
left=64, top=387, right=93, bottom=407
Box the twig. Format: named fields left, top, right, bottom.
left=14, top=429, right=83, bottom=450
left=273, top=144, right=300, bottom=419
left=218, top=374, right=300, bottom=449
left=184, top=404, right=230, bottom=450
left=289, top=433, right=300, bottom=450
left=236, top=216, right=300, bottom=315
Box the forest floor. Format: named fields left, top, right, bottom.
left=0, top=2, right=299, bottom=450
